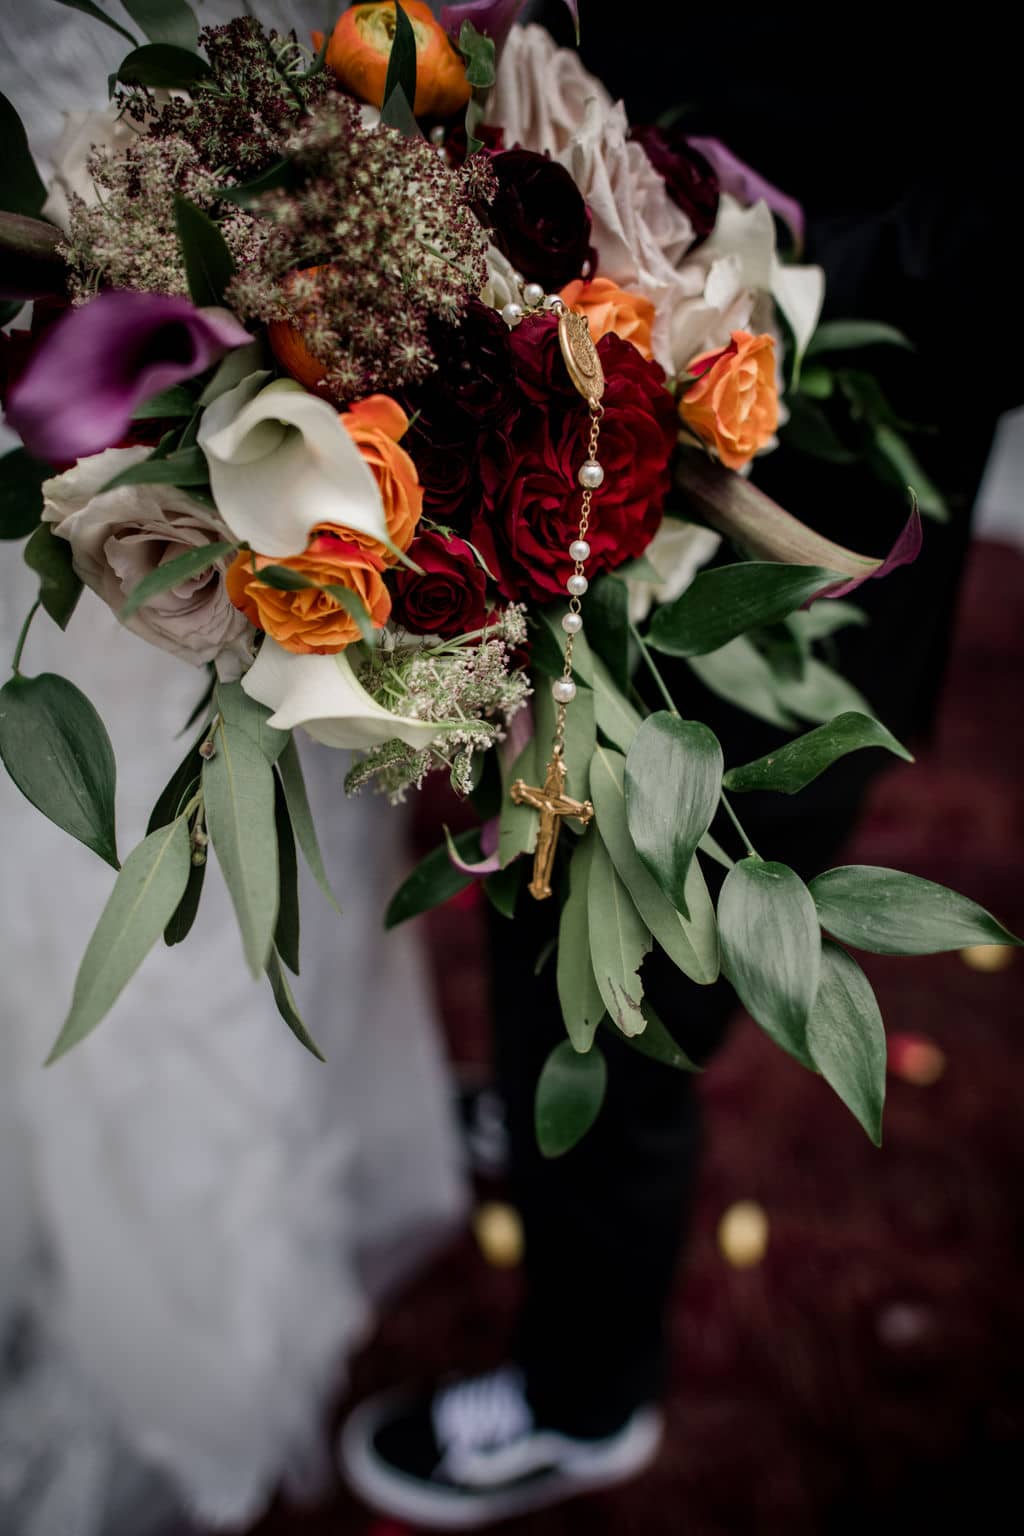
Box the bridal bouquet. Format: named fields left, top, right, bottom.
left=0, top=1, right=1017, bottom=1150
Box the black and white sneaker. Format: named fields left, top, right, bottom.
left=339, top=1366, right=663, bottom=1529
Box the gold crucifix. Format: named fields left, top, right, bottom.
left=511, top=748, right=594, bottom=901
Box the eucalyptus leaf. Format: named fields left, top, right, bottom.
left=215, top=679, right=287, bottom=765
left=0, top=672, right=118, bottom=868
left=147, top=735, right=202, bottom=833
left=724, top=712, right=912, bottom=796
left=718, top=857, right=821, bottom=1067
left=457, top=18, right=496, bottom=154
left=267, top=947, right=326, bottom=1061
left=24, top=524, right=83, bottom=629
left=131, top=384, right=197, bottom=420
left=585, top=573, right=631, bottom=694
left=164, top=854, right=205, bottom=946
left=484, top=860, right=520, bottom=919
left=591, top=745, right=719, bottom=985
left=0, top=448, right=50, bottom=541
left=121, top=0, right=198, bottom=50
left=46, top=817, right=190, bottom=1062
left=809, top=866, right=1022, bottom=955
left=805, top=319, right=913, bottom=358
left=686, top=636, right=795, bottom=730
left=806, top=940, right=886, bottom=1145
left=649, top=562, right=844, bottom=658
left=53, top=0, right=138, bottom=47
left=535, top=1039, right=607, bottom=1158
left=118, top=43, right=211, bottom=90
left=498, top=731, right=538, bottom=870
left=273, top=771, right=300, bottom=975
left=385, top=828, right=478, bottom=927
left=276, top=736, right=341, bottom=914
left=558, top=832, right=605, bottom=1052
left=587, top=833, right=650, bottom=1037
left=382, top=1, right=418, bottom=121
left=0, top=90, right=48, bottom=216
left=203, top=712, right=279, bottom=976
left=624, top=712, right=722, bottom=915
left=173, top=195, right=234, bottom=308
left=120, top=540, right=234, bottom=621
left=620, top=1000, right=701, bottom=1072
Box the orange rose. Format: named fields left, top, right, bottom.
left=225, top=528, right=391, bottom=655
left=559, top=277, right=656, bottom=360
left=679, top=331, right=779, bottom=470
left=268, top=266, right=330, bottom=395
left=314, top=1, right=470, bottom=118
left=340, top=394, right=423, bottom=559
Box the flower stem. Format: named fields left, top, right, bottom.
left=720, top=790, right=759, bottom=860
left=11, top=599, right=41, bottom=676
left=629, top=621, right=678, bottom=716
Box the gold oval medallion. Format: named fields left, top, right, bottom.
left=558, top=309, right=604, bottom=403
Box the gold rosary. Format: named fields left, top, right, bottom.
left=499, top=284, right=605, bottom=900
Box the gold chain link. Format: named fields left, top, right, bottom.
left=553, top=396, right=603, bottom=754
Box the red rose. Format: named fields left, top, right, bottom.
left=472, top=326, right=678, bottom=602
left=391, top=530, right=490, bottom=637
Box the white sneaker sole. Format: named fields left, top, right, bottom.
left=338, top=1392, right=664, bottom=1531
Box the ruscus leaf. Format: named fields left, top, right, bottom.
left=534, top=1039, right=607, bottom=1158
left=558, top=832, right=605, bottom=1052
left=806, top=940, right=886, bottom=1145
left=809, top=866, right=1022, bottom=955
left=203, top=711, right=279, bottom=976
left=276, top=735, right=341, bottom=915
left=648, top=562, right=844, bottom=658
left=723, top=712, right=912, bottom=795
left=718, top=858, right=821, bottom=1066
left=624, top=712, right=722, bottom=915
left=587, top=833, right=650, bottom=1037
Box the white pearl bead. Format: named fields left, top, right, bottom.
left=567, top=574, right=589, bottom=597
left=578, top=461, right=604, bottom=490
left=500, top=301, right=523, bottom=326
left=552, top=678, right=577, bottom=704
left=561, top=612, right=583, bottom=634
left=523, top=281, right=545, bottom=308
left=581, top=259, right=593, bottom=278
left=569, top=538, right=591, bottom=562
left=544, top=293, right=564, bottom=310
left=511, top=270, right=524, bottom=287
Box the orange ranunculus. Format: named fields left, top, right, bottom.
left=679, top=331, right=779, bottom=470
left=268, top=266, right=330, bottom=394
left=340, top=394, right=423, bottom=559
left=225, top=528, right=391, bottom=655
left=559, top=277, right=656, bottom=360
left=313, top=2, right=470, bottom=118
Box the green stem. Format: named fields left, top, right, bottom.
left=720, top=790, right=759, bottom=860
left=11, top=599, right=41, bottom=676
left=629, top=621, right=678, bottom=715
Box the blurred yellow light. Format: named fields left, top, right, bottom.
left=961, top=944, right=1015, bottom=973
left=473, top=1201, right=524, bottom=1269
left=718, top=1200, right=769, bottom=1269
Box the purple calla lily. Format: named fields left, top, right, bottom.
left=447, top=818, right=502, bottom=876
left=688, top=136, right=806, bottom=253
left=440, top=0, right=578, bottom=49
left=5, top=290, right=251, bottom=464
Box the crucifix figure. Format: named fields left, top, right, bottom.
left=511, top=748, right=594, bottom=901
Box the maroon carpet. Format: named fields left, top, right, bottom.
left=252, top=539, right=1024, bottom=1536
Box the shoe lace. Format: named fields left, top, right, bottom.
left=432, top=1368, right=532, bottom=1457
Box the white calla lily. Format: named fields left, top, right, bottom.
left=197, top=374, right=389, bottom=558
left=242, top=638, right=441, bottom=751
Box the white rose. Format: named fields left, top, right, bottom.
left=487, top=22, right=612, bottom=161
left=42, top=447, right=253, bottom=676
left=197, top=373, right=389, bottom=558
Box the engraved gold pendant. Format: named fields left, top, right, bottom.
left=557, top=308, right=605, bottom=404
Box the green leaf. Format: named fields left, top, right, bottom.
left=591, top=653, right=642, bottom=754
left=534, top=1039, right=607, bottom=1158
left=723, top=712, right=912, bottom=796
left=620, top=1000, right=701, bottom=1072
left=383, top=0, right=418, bottom=119
left=457, top=18, right=496, bottom=155
left=698, top=830, right=734, bottom=872
left=780, top=395, right=859, bottom=465
left=164, top=852, right=205, bottom=946
left=624, top=712, right=722, bottom=915
left=131, top=384, right=197, bottom=420
left=648, top=562, right=844, bottom=658
left=805, top=319, right=913, bottom=359
left=806, top=940, right=886, bottom=1145
left=379, top=84, right=420, bottom=137
left=256, top=565, right=377, bottom=648
left=215, top=679, right=287, bottom=765
left=809, top=866, right=1022, bottom=955
left=483, top=860, right=520, bottom=919
left=718, top=858, right=821, bottom=1067
left=869, top=424, right=949, bottom=523
left=0, top=92, right=47, bottom=217
left=591, top=745, right=719, bottom=985
left=791, top=599, right=867, bottom=643
left=0, top=298, right=24, bottom=326
left=173, top=195, right=234, bottom=308
left=147, top=735, right=202, bottom=833
left=24, top=524, right=83, bottom=630
left=0, top=672, right=119, bottom=868
left=686, top=635, right=795, bottom=730
left=46, top=817, right=190, bottom=1061
left=218, top=157, right=296, bottom=209
left=0, top=448, right=50, bottom=540
left=118, top=43, right=211, bottom=90
left=276, top=735, right=341, bottom=915
left=586, top=574, right=632, bottom=694
left=53, top=0, right=138, bottom=48
left=498, top=731, right=539, bottom=870
left=203, top=712, right=279, bottom=976
left=273, top=771, right=300, bottom=975
left=385, top=828, right=478, bottom=927
left=119, top=540, right=233, bottom=621
left=771, top=657, right=875, bottom=724
left=587, top=833, right=650, bottom=1037
left=558, top=832, right=605, bottom=1052
left=267, top=947, right=325, bottom=1062
left=100, top=445, right=210, bottom=492
left=121, top=0, right=198, bottom=50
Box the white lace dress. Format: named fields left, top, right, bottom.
left=0, top=5, right=465, bottom=1531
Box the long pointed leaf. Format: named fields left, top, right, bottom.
left=809, top=866, right=1021, bottom=955
left=273, top=771, right=300, bottom=975
left=120, top=540, right=233, bottom=621
left=535, top=1039, right=607, bottom=1158
left=624, top=712, right=722, bottom=915
left=276, top=736, right=341, bottom=914
left=724, top=712, right=912, bottom=795
left=121, top=0, right=198, bottom=49
left=718, top=857, right=821, bottom=1067
left=267, top=948, right=325, bottom=1062
left=558, top=832, right=605, bottom=1052
left=807, top=941, right=886, bottom=1145
left=203, top=714, right=279, bottom=976
left=649, top=561, right=844, bottom=658
left=587, top=833, right=650, bottom=1037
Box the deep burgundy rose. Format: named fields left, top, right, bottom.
left=404, top=299, right=519, bottom=444
left=404, top=435, right=480, bottom=528
left=471, top=328, right=678, bottom=602
left=507, top=312, right=578, bottom=408
left=631, top=125, right=720, bottom=247
left=391, top=530, right=490, bottom=637
left=483, top=149, right=593, bottom=290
